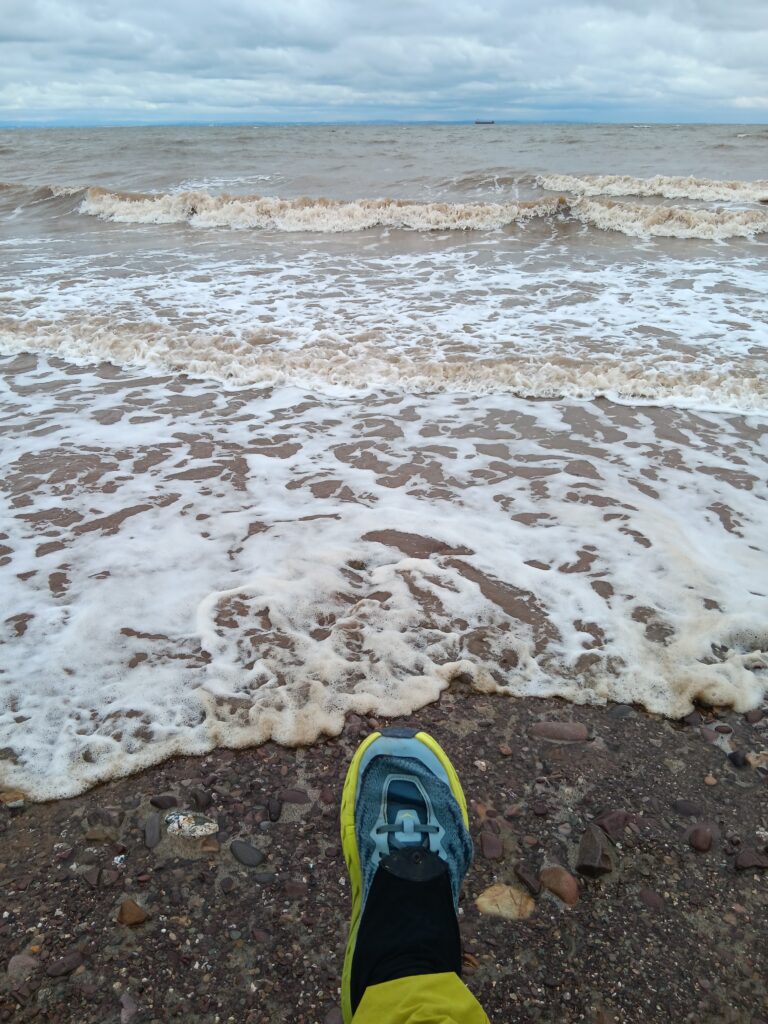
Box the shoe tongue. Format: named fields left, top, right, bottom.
left=390, top=809, right=428, bottom=848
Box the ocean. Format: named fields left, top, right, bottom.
left=0, top=123, right=766, bottom=800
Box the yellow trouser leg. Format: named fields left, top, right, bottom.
left=352, top=971, right=490, bottom=1024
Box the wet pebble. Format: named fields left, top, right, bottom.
left=284, top=880, right=308, bottom=899
left=220, top=877, right=235, bottom=894
left=144, top=812, right=162, bottom=849
left=576, top=825, right=613, bottom=877
left=592, top=809, right=631, bottom=840
left=529, top=721, right=588, bottom=742
left=280, top=788, right=311, bottom=804
left=230, top=839, right=265, bottom=868
left=46, top=950, right=84, bottom=977
left=745, top=708, right=764, bottom=724
left=268, top=797, right=283, bottom=822
left=150, top=794, right=178, bottom=810
left=539, top=865, right=580, bottom=906
left=190, top=789, right=212, bottom=811
left=735, top=847, right=768, bottom=870
left=673, top=799, right=702, bottom=818
left=728, top=750, right=748, bottom=768
left=7, top=954, right=38, bottom=984
left=639, top=888, right=665, bottom=912
left=117, top=899, right=149, bottom=926
left=688, top=825, right=713, bottom=853
left=704, top=774, right=717, bottom=786
left=480, top=831, right=503, bottom=860
left=514, top=863, right=542, bottom=896
left=254, top=870, right=277, bottom=884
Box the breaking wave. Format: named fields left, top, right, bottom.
left=538, top=172, right=768, bottom=205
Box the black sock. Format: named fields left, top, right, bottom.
left=350, top=852, right=462, bottom=1015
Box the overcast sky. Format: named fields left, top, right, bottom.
left=1, top=0, right=767, bottom=126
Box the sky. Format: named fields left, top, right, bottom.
left=1, top=0, right=767, bottom=126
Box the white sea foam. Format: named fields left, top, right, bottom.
left=538, top=172, right=768, bottom=205
left=0, top=356, right=766, bottom=799
left=74, top=185, right=768, bottom=239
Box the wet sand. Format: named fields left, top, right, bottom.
left=2, top=696, right=768, bottom=1023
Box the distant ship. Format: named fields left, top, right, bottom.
left=474, top=119, right=495, bottom=124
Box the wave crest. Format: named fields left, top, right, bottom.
left=538, top=172, right=768, bottom=204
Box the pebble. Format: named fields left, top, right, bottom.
left=576, top=825, right=613, bottom=878
left=688, top=825, right=713, bottom=853
left=46, top=950, right=84, bottom=977
left=475, top=882, right=535, bottom=920
left=83, top=866, right=101, bottom=888
left=607, top=704, right=635, bottom=719
left=254, top=870, right=277, bottom=884
left=498, top=743, right=513, bottom=756
left=284, top=880, right=308, bottom=899
left=324, top=1008, right=343, bottom=1024
left=592, top=809, right=630, bottom=840
left=639, top=888, right=665, bottom=912
left=144, top=812, right=162, bottom=849
left=190, top=789, right=213, bottom=811
left=735, top=848, right=768, bottom=871
left=673, top=799, right=703, bottom=818
left=727, top=751, right=748, bottom=768
left=514, top=863, right=542, bottom=896
left=529, top=721, right=588, bottom=742
left=230, top=839, right=266, bottom=867
left=539, top=865, right=580, bottom=906
left=704, top=774, right=717, bottom=786
left=681, top=710, right=703, bottom=726
left=280, top=788, right=311, bottom=804
left=120, top=992, right=139, bottom=1024
left=150, top=794, right=178, bottom=810
left=117, top=899, right=149, bottom=926
left=480, top=831, right=503, bottom=860
left=7, top=954, right=38, bottom=984
left=268, top=797, right=282, bottom=822
left=745, top=708, right=764, bottom=724
left=200, top=837, right=220, bottom=854
left=166, top=811, right=218, bottom=838
left=319, top=786, right=336, bottom=805
left=220, top=877, right=235, bottom=894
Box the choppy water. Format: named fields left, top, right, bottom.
left=1, top=124, right=766, bottom=799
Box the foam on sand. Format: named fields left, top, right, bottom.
left=1, top=356, right=766, bottom=800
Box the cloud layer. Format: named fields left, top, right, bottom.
left=1, top=0, right=767, bottom=124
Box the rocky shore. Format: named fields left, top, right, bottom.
left=2, top=692, right=768, bottom=1023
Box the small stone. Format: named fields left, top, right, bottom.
left=476, top=882, right=535, bottom=920
left=498, top=743, right=513, bottom=756
left=268, top=797, right=282, bottom=822
left=254, top=870, right=277, bottom=884
left=319, top=786, right=336, bottom=805
left=250, top=927, right=271, bottom=943
left=190, top=789, right=212, bottom=811
left=514, top=863, right=542, bottom=896
left=735, top=847, right=768, bottom=870
left=704, top=774, right=717, bottom=786
left=100, top=869, right=120, bottom=887
left=714, top=724, right=732, bottom=734
left=522, top=835, right=540, bottom=847
left=220, top=877, right=235, bottom=894
left=46, top=950, right=84, bottom=977
left=700, top=727, right=720, bottom=744
left=745, top=708, right=764, bottom=724
left=0, top=789, right=26, bottom=805
left=728, top=751, right=748, bottom=768
left=473, top=759, right=487, bottom=772
left=480, top=831, right=503, bottom=860
left=576, top=825, right=613, bottom=877
left=150, top=794, right=178, bottom=809
left=592, top=809, right=631, bottom=840
left=117, top=899, right=149, bottom=926
left=673, top=799, right=702, bottom=818
left=144, top=812, right=162, bottom=849
left=200, top=837, right=220, bottom=854
left=682, top=710, right=703, bottom=726
left=532, top=801, right=548, bottom=817
left=324, top=1008, right=343, bottom=1024
left=7, top=955, right=38, bottom=984
left=688, top=825, right=713, bottom=853
left=539, top=865, right=579, bottom=906
left=120, top=991, right=139, bottom=1024
left=280, top=788, right=311, bottom=804
left=230, top=839, right=266, bottom=867
left=639, top=888, right=665, bottom=912
left=165, top=811, right=218, bottom=837
left=83, top=866, right=101, bottom=888
left=529, top=721, right=588, bottom=742
left=607, top=704, right=635, bottom=719
left=284, top=880, right=308, bottom=899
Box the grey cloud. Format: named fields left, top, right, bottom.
left=0, top=0, right=766, bottom=123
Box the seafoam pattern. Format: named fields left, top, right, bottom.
left=1, top=355, right=766, bottom=800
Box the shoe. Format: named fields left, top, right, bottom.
left=339, top=727, right=473, bottom=1022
